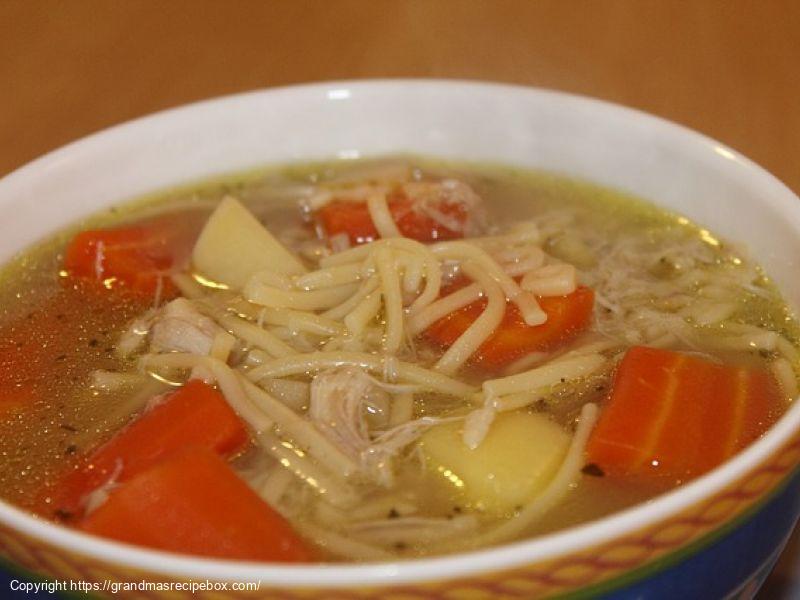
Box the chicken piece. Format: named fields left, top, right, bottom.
left=307, top=367, right=443, bottom=486
left=150, top=298, right=225, bottom=356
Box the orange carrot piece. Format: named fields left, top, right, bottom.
left=586, top=346, right=784, bottom=480
left=80, top=446, right=313, bottom=563
left=63, top=215, right=200, bottom=296
left=317, top=194, right=467, bottom=245
left=48, top=380, right=248, bottom=519
left=390, top=195, right=468, bottom=242
left=423, top=286, right=595, bottom=372
left=317, top=200, right=379, bottom=245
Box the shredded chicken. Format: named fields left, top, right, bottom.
left=308, top=367, right=455, bottom=486
left=150, top=298, right=226, bottom=356
left=308, top=367, right=373, bottom=460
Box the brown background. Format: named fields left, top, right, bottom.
left=2, top=1, right=799, bottom=193
left=1, top=0, right=799, bottom=595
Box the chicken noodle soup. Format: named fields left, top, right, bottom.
left=0, top=158, right=796, bottom=562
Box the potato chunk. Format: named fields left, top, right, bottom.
left=420, top=411, right=570, bottom=515
left=192, top=196, right=306, bottom=289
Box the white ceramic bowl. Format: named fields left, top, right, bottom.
left=1, top=80, right=799, bottom=599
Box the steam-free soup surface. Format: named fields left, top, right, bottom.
left=0, top=157, right=795, bottom=562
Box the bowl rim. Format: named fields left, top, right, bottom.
left=1, top=78, right=799, bottom=588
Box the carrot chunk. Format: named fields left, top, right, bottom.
left=424, top=286, right=595, bottom=372
left=48, top=380, right=248, bottom=518
left=317, top=194, right=468, bottom=245
left=586, top=346, right=784, bottom=480
left=80, top=446, right=312, bottom=563
left=63, top=215, right=199, bottom=296
left=317, top=200, right=378, bottom=245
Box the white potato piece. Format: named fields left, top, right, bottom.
left=420, top=411, right=570, bottom=515
left=192, top=196, right=306, bottom=288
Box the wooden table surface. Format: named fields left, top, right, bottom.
left=2, top=1, right=799, bottom=193
left=1, top=0, right=799, bottom=596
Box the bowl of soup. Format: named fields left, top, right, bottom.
left=0, top=80, right=798, bottom=599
